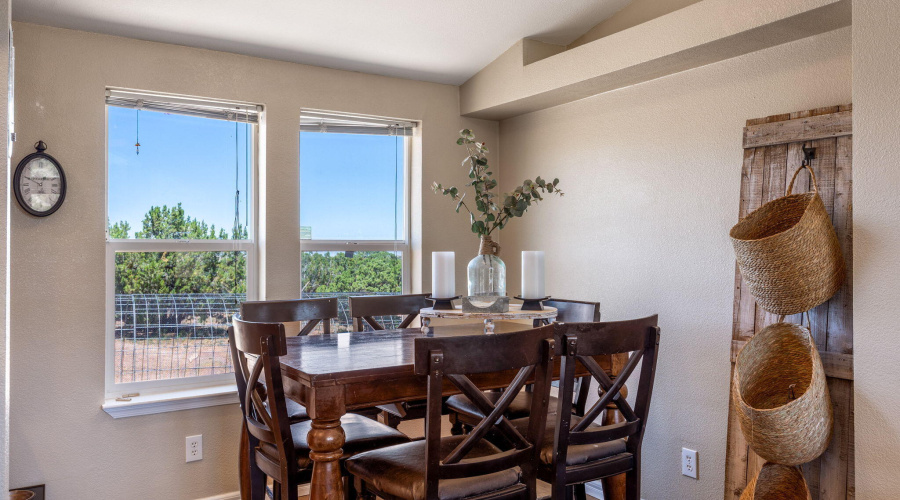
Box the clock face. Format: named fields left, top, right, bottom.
left=14, top=151, right=66, bottom=217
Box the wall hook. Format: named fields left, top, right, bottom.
left=802, top=143, right=816, bottom=166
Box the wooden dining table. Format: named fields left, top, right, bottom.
left=267, top=320, right=626, bottom=500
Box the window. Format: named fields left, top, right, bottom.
left=105, top=89, right=260, bottom=397
left=299, top=111, right=413, bottom=331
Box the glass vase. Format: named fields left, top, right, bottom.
left=467, top=236, right=506, bottom=296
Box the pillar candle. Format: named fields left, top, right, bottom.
left=521, top=251, right=545, bottom=299
left=432, top=252, right=455, bottom=298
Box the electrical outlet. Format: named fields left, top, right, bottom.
left=682, top=448, right=698, bottom=479
left=186, top=435, right=203, bottom=462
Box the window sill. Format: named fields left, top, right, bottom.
left=102, top=384, right=239, bottom=419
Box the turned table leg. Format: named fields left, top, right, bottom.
left=600, top=386, right=627, bottom=500
left=308, top=386, right=347, bottom=500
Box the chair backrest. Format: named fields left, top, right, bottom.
left=349, top=293, right=431, bottom=331
left=231, top=314, right=297, bottom=482
left=551, top=316, right=660, bottom=474
left=543, top=298, right=601, bottom=415
left=240, top=297, right=338, bottom=335
left=414, top=326, right=556, bottom=500
left=544, top=298, right=601, bottom=323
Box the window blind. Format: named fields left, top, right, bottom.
left=300, top=110, right=415, bottom=136
left=106, top=89, right=261, bottom=123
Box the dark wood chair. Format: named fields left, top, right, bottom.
left=241, top=297, right=338, bottom=336
left=446, top=298, right=602, bottom=434
left=231, top=314, right=410, bottom=500
left=349, top=293, right=431, bottom=331
left=521, top=316, right=660, bottom=500
left=349, top=293, right=433, bottom=427
left=345, top=326, right=557, bottom=500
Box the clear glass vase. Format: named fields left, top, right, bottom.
left=467, top=236, right=506, bottom=296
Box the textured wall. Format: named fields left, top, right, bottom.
left=8, top=22, right=496, bottom=499
left=852, top=2, right=900, bottom=498
left=567, top=0, right=702, bottom=49
left=0, top=0, right=9, bottom=494
left=498, top=28, right=851, bottom=499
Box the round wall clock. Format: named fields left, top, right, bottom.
left=13, top=140, right=67, bottom=217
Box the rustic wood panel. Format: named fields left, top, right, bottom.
left=724, top=106, right=854, bottom=500
left=743, top=109, right=852, bottom=148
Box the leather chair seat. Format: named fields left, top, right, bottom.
left=345, top=435, right=522, bottom=500
left=260, top=413, right=410, bottom=469
left=265, top=398, right=309, bottom=423
left=445, top=391, right=558, bottom=421
left=510, top=416, right=628, bottom=466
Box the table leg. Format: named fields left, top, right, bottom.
left=484, top=318, right=495, bottom=334
left=308, top=387, right=347, bottom=500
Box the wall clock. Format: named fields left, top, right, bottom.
left=13, top=140, right=67, bottom=217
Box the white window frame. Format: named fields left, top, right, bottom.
left=104, top=90, right=261, bottom=399
left=299, top=112, right=413, bottom=294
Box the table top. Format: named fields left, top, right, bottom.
left=419, top=304, right=558, bottom=320
left=281, top=322, right=531, bottom=387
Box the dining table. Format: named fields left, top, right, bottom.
left=256, top=320, right=627, bottom=500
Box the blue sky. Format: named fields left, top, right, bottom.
left=108, top=107, right=403, bottom=240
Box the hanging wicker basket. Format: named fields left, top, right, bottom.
left=733, top=322, right=833, bottom=465
left=740, top=463, right=811, bottom=500
left=730, top=164, right=845, bottom=316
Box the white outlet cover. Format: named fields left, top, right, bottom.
left=186, top=435, right=203, bottom=462
left=682, top=448, right=698, bottom=479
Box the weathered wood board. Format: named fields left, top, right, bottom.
left=724, top=105, right=854, bottom=500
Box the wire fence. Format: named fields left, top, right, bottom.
left=114, top=291, right=402, bottom=383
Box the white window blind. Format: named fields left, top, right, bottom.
left=106, top=88, right=261, bottom=123
left=300, top=110, right=415, bottom=136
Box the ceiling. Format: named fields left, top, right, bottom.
left=12, top=0, right=631, bottom=85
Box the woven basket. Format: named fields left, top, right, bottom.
left=730, top=164, right=845, bottom=316
left=740, top=463, right=811, bottom=500
left=733, top=322, right=833, bottom=465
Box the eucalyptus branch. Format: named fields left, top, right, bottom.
left=433, top=129, right=563, bottom=237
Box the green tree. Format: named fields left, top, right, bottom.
left=111, top=204, right=247, bottom=294
left=301, top=251, right=401, bottom=293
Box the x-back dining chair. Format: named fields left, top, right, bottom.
left=525, top=316, right=660, bottom=500
left=349, top=293, right=434, bottom=426
left=241, top=297, right=338, bottom=336
left=446, top=298, right=602, bottom=435
left=346, top=325, right=557, bottom=500
left=231, top=314, right=410, bottom=500
left=349, top=293, right=431, bottom=331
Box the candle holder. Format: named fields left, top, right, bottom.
left=428, top=295, right=461, bottom=310
left=514, top=296, right=550, bottom=311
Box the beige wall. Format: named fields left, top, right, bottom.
left=8, top=22, right=496, bottom=498
left=852, top=1, right=900, bottom=498
left=1, top=0, right=9, bottom=494
left=499, top=28, right=851, bottom=499
left=568, top=0, right=703, bottom=49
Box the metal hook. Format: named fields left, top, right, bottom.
left=802, top=143, right=816, bottom=166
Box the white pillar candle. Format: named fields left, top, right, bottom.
left=432, top=252, right=455, bottom=298
left=521, top=251, right=546, bottom=299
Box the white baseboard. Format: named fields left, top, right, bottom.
left=198, top=484, right=310, bottom=500
left=585, top=480, right=604, bottom=499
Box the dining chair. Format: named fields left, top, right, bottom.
left=519, top=316, right=660, bottom=500
left=231, top=314, right=410, bottom=500
left=446, top=298, right=602, bottom=435
left=349, top=293, right=431, bottom=331
left=241, top=297, right=338, bottom=336
left=349, top=293, right=433, bottom=427
left=345, top=325, right=557, bottom=500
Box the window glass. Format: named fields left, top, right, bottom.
left=300, top=132, right=404, bottom=241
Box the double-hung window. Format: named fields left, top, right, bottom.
left=299, top=111, right=414, bottom=330
left=105, top=89, right=260, bottom=399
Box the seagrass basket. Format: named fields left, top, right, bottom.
left=733, top=322, right=833, bottom=465
left=730, top=164, right=845, bottom=316
left=740, top=463, right=811, bottom=500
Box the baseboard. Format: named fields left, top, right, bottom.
left=197, top=484, right=310, bottom=500
left=585, top=480, right=604, bottom=499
